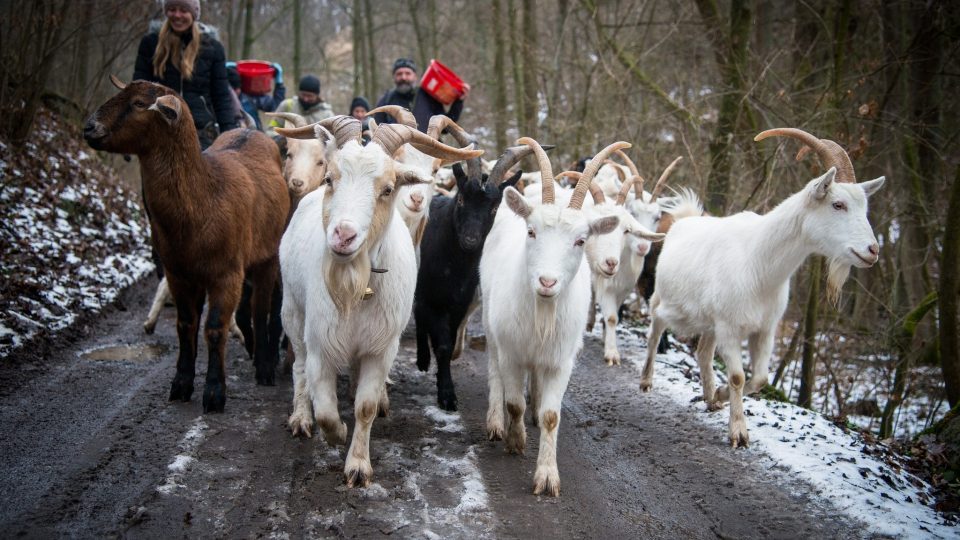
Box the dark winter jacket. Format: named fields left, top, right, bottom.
left=133, top=24, right=237, bottom=147
left=239, top=84, right=285, bottom=131
left=373, top=87, right=463, bottom=133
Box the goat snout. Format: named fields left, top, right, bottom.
left=332, top=221, right=359, bottom=253
left=604, top=257, right=618, bottom=272
left=635, top=242, right=650, bottom=256
left=291, top=178, right=304, bottom=190
left=539, top=276, right=557, bottom=289
left=82, top=118, right=105, bottom=141
left=868, top=243, right=879, bottom=257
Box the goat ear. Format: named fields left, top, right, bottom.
left=313, top=125, right=335, bottom=145
left=504, top=186, right=532, bottom=218
left=499, top=170, right=523, bottom=192
left=630, top=225, right=666, bottom=242
left=588, top=215, right=619, bottom=236
left=272, top=134, right=288, bottom=155
left=149, top=95, right=181, bottom=125
left=367, top=117, right=378, bottom=136
left=109, top=74, right=127, bottom=90
left=809, top=166, right=837, bottom=200
left=860, top=176, right=885, bottom=198
left=395, top=162, right=429, bottom=187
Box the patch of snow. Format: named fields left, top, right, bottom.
left=157, top=417, right=208, bottom=495
left=608, top=324, right=956, bottom=538
left=423, top=405, right=465, bottom=433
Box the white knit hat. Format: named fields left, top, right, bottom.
left=163, top=0, right=200, bottom=20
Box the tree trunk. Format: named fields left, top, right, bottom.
left=940, top=165, right=960, bottom=407
left=694, top=0, right=751, bottom=215
left=363, top=0, right=378, bottom=101
left=352, top=0, right=365, bottom=98
left=798, top=257, right=822, bottom=409
left=292, top=0, right=302, bottom=84
left=520, top=0, right=538, bottom=139
left=242, top=0, right=255, bottom=59
left=408, top=0, right=429, bottom=71
left=507, top=0, right=525, bottom=138
left=492, top=0, right=509, bottom=151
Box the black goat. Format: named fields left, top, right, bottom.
left=414, top=128, right=537, bottom=410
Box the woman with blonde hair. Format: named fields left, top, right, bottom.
left=133, top=0, right=236, bottom=148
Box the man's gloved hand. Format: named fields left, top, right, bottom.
left=225, top=61, right=237, bottom=69
left=272, top=63, right=284, bottom=85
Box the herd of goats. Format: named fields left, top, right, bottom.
left=82, top=75, right=885, bottom=496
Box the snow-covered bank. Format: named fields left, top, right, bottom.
left=606, top=323, right=957, bottom=538
left=0, top=109, right=152, bottom=359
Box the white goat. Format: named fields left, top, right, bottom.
left=481, top=139, right=626, bottom=496
left=641, top=128, right=885, bottom=448
left=553, top=172, right=666, bottom=366
left=265, top=112, right=335, bottom=199
left=276, top=115, right=482, bottom=486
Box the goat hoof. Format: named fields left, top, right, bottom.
left=168, top=376, right=193, bottom=402
left=344, top=458, right=373, bottom=488
left=416, top=357, right=430, bottom=372
left=202, top=381, right=226, bottom=413
left=143, top=321, right=156, bottom=335
left=255, top=365, right=276, bottom=386
left=729, top=418, right=749, bottom=448
left=288, top=411, right=313, bottom=438
left=437, top=390, right=458, bottom=412
left=706, top=400, right=724, bottom=412
left=639, top=378, right=653, bottom=392
left=604, top=350, right=621, bottom=366
left=533, top=465, right=560, bottom=497
left=505, top=433, right=526, bottom=455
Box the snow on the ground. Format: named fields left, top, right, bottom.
left=157, top=417, right=208, bottom=495
left=0, top=110, right=152, bottom=359
left=605, top=323, right=956, bottom=538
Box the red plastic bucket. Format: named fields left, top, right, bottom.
left=420, top=59, right=465, bottom=105
left=236, top=60, right=275, bottom=96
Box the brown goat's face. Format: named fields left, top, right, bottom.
left=83, top=79, right=184, bottom=155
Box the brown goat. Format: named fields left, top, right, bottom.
left=84, top=76, right=290, bottom=412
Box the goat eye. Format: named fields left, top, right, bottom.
left=832, top=201, right=847, bottom=211
left=527, top=228, right=536, bottom=239
left=574, top=238, right=585, bottom=247
left=457, top=196, right=464, bottom=207
left=317, top=159, right=324, bottom=166
left=382, top=186, right=394, bottom=197
left=490, top=206, right=498, bottom=216
left=323, top=176, right=332, bottom=186
left=133, top=100, right=146, bottom=109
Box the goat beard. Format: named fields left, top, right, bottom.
left=826, top=258, right=851, bottom=308
left=323, top=249, right=371, bottom=316
left=533, top=295, right=558, bottom=343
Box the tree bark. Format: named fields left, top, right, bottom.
left=520, top=0, right=538, bottom=139
left=492, top=0, right=509, bottom=151
left=798, top=257, right=822, bottom=409
left=363, top=0, right=378, bottom=100
left=507, top=0, right=525, bottom=138
left=940, top=165, right=960, bottom=407
left=242, top=0, right=255, bottom=59
left=292, top=0, right=302, bottom=84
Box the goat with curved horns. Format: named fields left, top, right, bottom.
left=276, top=114, right=482, bottom=487
left=640, top=128, right=885, bottom=448
left=482, top=138, right=624, bottom=496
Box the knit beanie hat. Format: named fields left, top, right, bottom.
left=298, top=75, right=321, bottom=94
left=350, top=96, right=370, bottom=112
left=163, top=0, right=200, bottom=20
left=392, top=58, right=417, bottom=74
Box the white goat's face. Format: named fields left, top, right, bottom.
left=803, top=168, right=885, bottom=268
left=504, top=188, right=619, bottom=299
left=624, top=195, right=663, bottom=257
left=586, top=203, right=662, bottom=277
left=322, top=141, right=399, bottom=259
left=396, top=181, right=432, bottom=217
left=285, top=138, right=333, bottom=197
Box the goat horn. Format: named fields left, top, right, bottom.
left=517, top=137, right=555, bottom=205
left=754, top=128, right=856, bottom=183
left=109, top=74, right=127, bottom=90
left=264, top=111, right=306, bottom=128
left=602, top=160, right=626, bottom=181
left=650, top=156, right=683, bottom=200
left=616, top=176, right=641, bottom=206
left=487, top=144, right=553, bottom=187
left=427, top=115, right=482, bottom=180
left=571, top=141, right=632, bottom=210
left=612, top=149, right=645, bottom=198
left=373, top=123, right=484, bottom=161
left=558, top=171, right=605, bottom=205
left=275, top=115, right=361, bottom=148
left=368, top=105, right=417, bottom=129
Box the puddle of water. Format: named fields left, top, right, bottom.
left=80, top=343, right=169, bottom=363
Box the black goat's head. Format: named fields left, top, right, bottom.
left=451, top=162, right=521, bottom=252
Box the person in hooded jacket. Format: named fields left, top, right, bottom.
left=372, top=58, right=470, bottom=133
left=133, top=0, right=236, bottom=149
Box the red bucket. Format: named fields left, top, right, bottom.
left=420, top=59, right=465, bottom=105
left=236, top=60, right=275, bottom=96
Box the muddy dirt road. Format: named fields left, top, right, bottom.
left=0, top=277, right=864, bottom=539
